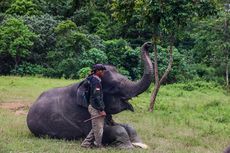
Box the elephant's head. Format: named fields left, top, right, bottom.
left=101, top=42, right=153, bottom=114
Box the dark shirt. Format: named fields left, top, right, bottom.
left=87, top=75, right=105, bottom=111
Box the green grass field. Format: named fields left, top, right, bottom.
left=0, top=76, right=229, bottom=153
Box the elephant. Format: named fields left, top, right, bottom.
left=224, top=146, right=230, bottom=153
left=26, top=42, right=153, bottom=149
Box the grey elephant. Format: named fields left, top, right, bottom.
left=27, top=42, right=153, bottom=149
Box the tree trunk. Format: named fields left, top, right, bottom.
left=14, top=57, right=18, bottom=71
left=149, top=37, right=174, bottom=112
left=149, top=42, right=159, bottom=112
left=224, top=14, right=229, bottom=88
left=14, top=55, right=20, bottom=72
left=226, top=56, right=229, bottom=88
left=159, top=44, right=173, bottom=85
left=149, top=82, right=160, bottom=112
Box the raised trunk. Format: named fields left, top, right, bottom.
left=124, top=42, right=154, bottom=98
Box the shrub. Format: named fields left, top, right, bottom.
left=192, top=64, right=215, bottom=80
left=11, top=62, right=45, bottom=76
left=79, top=48, right=108, bottom=68
left=78, top=67, right=91, bottom=79
left=104, top=39, right=129, bottom=67
left=0, top=17, right=37, bottom=71
left=118, top=67, right=131, bottom=79
left=149, top=46, right=196, bottom=83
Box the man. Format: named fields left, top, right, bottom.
left=81, top=64, right=107, bottom=148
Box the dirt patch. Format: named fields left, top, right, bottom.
left=0, top=102, right=31, bottom=115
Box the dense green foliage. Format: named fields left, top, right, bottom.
left=0, top=0, right=229, bottom=85
left=6, top=0, right=41, bottom=16
left=0, top=17, right=37, bottom=71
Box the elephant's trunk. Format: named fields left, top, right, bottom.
left=123, top=42, right=153, bottom=98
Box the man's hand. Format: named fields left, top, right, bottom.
left=99, top=111, right=106, bottom=116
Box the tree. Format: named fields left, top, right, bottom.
left=6, top=0, right=41, bottom=16
left=112, top=0, right=218, bottom=111
left=0, top=0, right=13, bottom=13
left=104, top=38, right=142, bottom=79
left=78, top=47, right=108, bottom=78
left=23, top=14, right=59, bottom=65
left=191, top=8, right=230, bottom=87
left=54, top=20, right=91, bottom=55
left=224, top=2, right=230, bottom=88
left=111, top=0, right=152, bottom=47
left=0, top=17, right=37, bottom=71
left=45, top=20, right=91, bottom=78
left=79, top=48, right=108, bottom=68
left=88, top=11, right=110, bottom=39
left=34, top=0, right=90, bottom=17
left=104, top=39, right=129, bottom=67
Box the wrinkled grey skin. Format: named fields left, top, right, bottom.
left=27, top=42, right=153, bottom=148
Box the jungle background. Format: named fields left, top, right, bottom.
left=0, top=0, right=229, bottom=86
left=0, top=0, right=230, bottom=153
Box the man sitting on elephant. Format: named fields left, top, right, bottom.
left=81, top=64, right=107, bottom=148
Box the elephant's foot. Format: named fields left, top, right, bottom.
left=103, top=123, right=148, bottom=149
left=103, top=125, right=134, bottom=149
left=114, top=142, right=134, bottom=149
left=132, top=142, right=148, bottom=149
left=118, top=123, right=149, bottom=149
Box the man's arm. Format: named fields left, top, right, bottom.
left=91, top=79, right=105, bottom=112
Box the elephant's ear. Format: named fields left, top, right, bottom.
left=75, top=80, right=90, bottom=108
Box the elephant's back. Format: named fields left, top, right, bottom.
left=27, top=83, right=91, bottom=139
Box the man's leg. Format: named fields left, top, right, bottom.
left=81, top=130, right=94, bottom=148
left=92, top=115, right=104, bottom=147
left=81, top=105, right=96, bottom=148
left=88, top=105, right=105, bottom=147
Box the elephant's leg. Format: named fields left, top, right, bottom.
left=118, top=123, right=148, bottom=149
left=117, top=123, right=141, bottom=143
left=102, top=125, right=134, bottom=149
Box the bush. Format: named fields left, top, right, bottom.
left=149, top=46, right=196, bottom=83
left=56, top=58, right=79, bottom=79
left=87, top=34, right=105, bottom=51
left=192, top=64, right=215, bottom=80
left=79, top=48, right=108, bottom=68
left=0, top=17, right=37, bottom=72
left=78, top=67, right=91, bottom=79
left=11, top=62, right=45, bottom=76
left=104, top=39, right=138, bottom=79
left=118, top=67, right=131, bottom=79
left=180, top=81, right=220, bottom=91
left=104, top=39, right=129, bottom=67
left=123, top=47, right=141, bottom=80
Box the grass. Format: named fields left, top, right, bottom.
left=0, top=76, right=229, bottom=153
left=0, top=76, right=77, bottom=103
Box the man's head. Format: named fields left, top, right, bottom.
left=92, top=64, right=106, bottom=78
